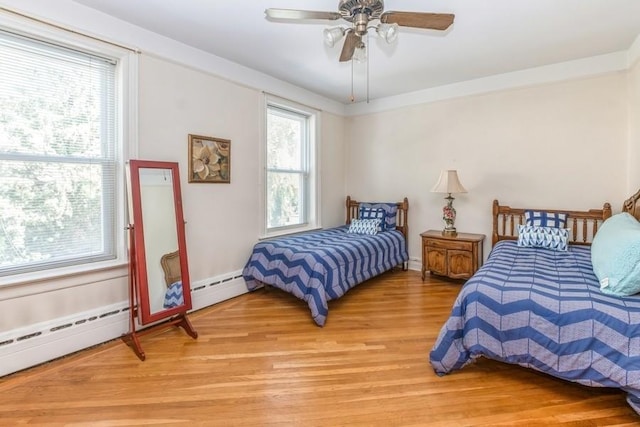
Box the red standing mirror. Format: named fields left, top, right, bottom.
left=123, top=160, right=197, bottom=360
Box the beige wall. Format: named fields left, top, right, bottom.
left=346, top=73, right=630, bottom=261
left=320, top=112, right=348, bottom=227
left=0, top=54, right=347, bottom=331
left=138, top=55, right=347, bottom=278
left=629, top=60, right=640, bottom=191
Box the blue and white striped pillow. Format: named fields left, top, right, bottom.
left=517, top=224, right=569, bottom=251
left=524, top=210, right=568, bottom=228
left=348, top=218, right=381, bottom=235
left=360, top=203, right=398, bottom=231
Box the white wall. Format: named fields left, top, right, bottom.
left=346, top=73, right=630, bottom=262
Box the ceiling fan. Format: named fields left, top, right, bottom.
left=265, top=0, right=455, bottom=62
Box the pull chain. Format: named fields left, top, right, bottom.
left=350, top=54, right=355, bottom=103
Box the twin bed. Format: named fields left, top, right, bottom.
left=242, top=196, right=409, bottom=327
left=430, top=190, right=640, bottom=415
left=242, top=191, right=640, bottom=414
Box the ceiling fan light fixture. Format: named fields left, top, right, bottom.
left=377, top=23, right=399, bottom=43
left=323, top=26, right=346, bottom=47
left=353, top=42, right=367, bottom=63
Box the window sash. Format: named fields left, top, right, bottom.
left=0, top=29, right=118, bottom=277
left=265, top=103, right=312, bottom=232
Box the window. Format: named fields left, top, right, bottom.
left=264, top=98, right=319, bottom=236
left=0, top=28, right=130, bottom=278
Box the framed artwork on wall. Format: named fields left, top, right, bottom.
left=188, top=134, right=231, bottom=183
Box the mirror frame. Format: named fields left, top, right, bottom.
left=128, top=160, right=192, bottom=325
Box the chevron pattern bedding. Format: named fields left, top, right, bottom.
left=163, top=281, right=184, bottom=309
left=242, top=226, right=408, bottom=326
left=430, top=240, right=640, bottom=414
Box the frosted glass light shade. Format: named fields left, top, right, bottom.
left=431, top=170, right=467, bottom=194
left=323, top=26, right=345, bottom=47
left=377, top=23, right=399, bottom=43
left=353, top=42, right=367, bottom=63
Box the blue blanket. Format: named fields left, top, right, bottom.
left=242, top=226, right=408, bottom=326
left=430, top=240, right=640, bottom=414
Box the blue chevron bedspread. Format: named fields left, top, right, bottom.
left=430, top=240, right=640, bottom=414
left=242, top=226, right=408, bottom=326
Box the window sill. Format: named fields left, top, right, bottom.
left=0, top=260, right=129, bottom=300
left=260, top=225, right=322, bottom=240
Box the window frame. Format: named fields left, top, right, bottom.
left=261, top=95, right=320, bottom=238
left=0, top=12, right=138, bottom=287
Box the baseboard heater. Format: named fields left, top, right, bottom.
left=0, top=271, right=247, bottom=377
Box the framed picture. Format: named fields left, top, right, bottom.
left=188, top=134, right=231, bottom=183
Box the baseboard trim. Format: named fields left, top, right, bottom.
left=0, top=271, right=248, bottom=377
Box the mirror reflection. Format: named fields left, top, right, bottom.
left=138, top=167, right=180, bottom=315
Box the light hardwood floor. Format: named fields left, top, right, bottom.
left=1, top=270, right=638, bottom=426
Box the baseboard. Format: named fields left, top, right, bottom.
left=408, top=259, right=422, bottom=272
left=0, top=271, right=248, bottom=377
left=189, top=270, right=247, bottom=311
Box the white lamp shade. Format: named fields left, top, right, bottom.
left=431, top=170, right=467, bottom=194
left=323, top=26, right=345, bottom=47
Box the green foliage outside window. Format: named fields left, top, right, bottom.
left=266, top=106, right=306, bottom=229
left=0, top=33, right=116, bottom=274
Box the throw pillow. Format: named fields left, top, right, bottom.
left=591, top=212, right=640, bottom=296
left=517, top=224, right=569, bottom=251
left=347, top=218, right=381, bottom=235
left=524, top=210, right=568, bottom=228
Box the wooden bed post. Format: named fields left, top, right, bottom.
left=346, top=195, right=352, bottom=224
left=402, top=197, right=409, bottom=245
left=492, top=200, right=499, bottom=246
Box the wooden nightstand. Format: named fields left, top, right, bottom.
left=421, top=230, right=485, bottom=280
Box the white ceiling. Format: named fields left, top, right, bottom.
left=71, top=0, right=640, bottom=104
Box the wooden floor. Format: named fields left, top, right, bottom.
left=1, top=270, right=638, bottom=426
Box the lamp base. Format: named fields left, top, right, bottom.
left=442, top=228, right=457, bottom=237
left=442, top=194, right=457, bottom=237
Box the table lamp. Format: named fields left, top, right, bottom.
left=431, top=170, right=467, bottom=235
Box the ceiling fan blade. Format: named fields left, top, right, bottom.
left=265, top=8, right=341, bottom=21
left=339, top=31, right=359, bottom=62
left=381, top=12, right=455, bottom=30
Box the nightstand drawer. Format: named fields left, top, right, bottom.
left=425, top=238, right=472, bottom=251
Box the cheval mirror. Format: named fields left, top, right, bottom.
left=123, top=160, right=197, bottom=360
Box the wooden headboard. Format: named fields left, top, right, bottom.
left=160, top=250, right=181, bottom=286
left=346, top=196, right=409, bottom=241
left=492, top=200, right=612, bottom=247
left=623, top=188, right=640, bottom=221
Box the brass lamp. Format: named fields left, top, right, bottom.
left=431, top=170, right=467, bottom=235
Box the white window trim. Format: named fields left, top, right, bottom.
left=260, top=94, right=321, bottom=239
left=0, top=11, right=138, bottom=288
